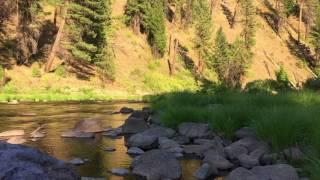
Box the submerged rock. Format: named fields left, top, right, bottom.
left=119, top=107, right=134, bottom=114
left=0, top=142, right=78, bottom=179
left=61, top=130, right=95, bottom=138
left=132, top=150, right=182, bottom=180
left=110, top=168, right=130, bottom=176
left=193, top=163, right=211, bottom=180
left=0, top=130, right=25, bottom=137
left=178, top=123, right=210, bottom=139
left=103, top=127, right=122, bottom=138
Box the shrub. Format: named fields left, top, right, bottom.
left=32, top=66, right=41, bottom=78
left=55, top=65, right=66, bottom=77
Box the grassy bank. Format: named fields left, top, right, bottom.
left=149, top=90, right=320, bottom=178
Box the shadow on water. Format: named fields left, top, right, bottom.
left=0, top=102, right=201, bottom=179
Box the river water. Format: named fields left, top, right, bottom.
left=0, top=102, right=200, bottom=179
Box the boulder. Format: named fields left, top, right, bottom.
left=225, top=167, right=259, bottom=180
left=103, top=127, right=122, bottom=138
left=119, top=107, right=134, bottom=114
left=235, top=127, right=256, bottom=139
left=224, top=144, right=248, bottom=160
left=251, top=164, right=299, bottom=180
left=127, top=147, right=145, bottom=155
left=73, top=119, right=103, bottom=133
left=126, top=133, right=158, bottom=150
left=0, top=142, right=78, bottom=179
left=260, top=153, right=277, bottom=165
left=193, top=163, right=211, bottom=180
left=130, top=110, right=150, bottom=121
left=183, top=144, right=213, bottom=157
left=178, top=123, right=210, bottom=139
left=132, top=150, right=182, bottom=180
left=172, top=136, right=190, bottom=145
left=237, top=154, right=260, bottom=169
left=110, top=168, right=130, bottom=176
left=159, top=137, right=183, bottom=154
left=203, top=150, right=234, bottom=172
left=0, top=130, right=25, bottom=137
left=140, top=126, right=176, bottom=138
left=61, top=130, right=94, bottom=138
left=122, top=117, right=149, bottom=134
left=232, top=137, right=260, bottom=152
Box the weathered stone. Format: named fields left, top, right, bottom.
left=73, top=119, right=103, bottom=133
left=225, top=167, right=259, bottom=180
left=122, top=117, right=149, bottom=134
left=140, top=126, right=176, bottom=138
left=110, top=168, right=130, bottom=176
left=237, top=154, right=260, bottom=169
left=0, top=142, right=78, bottom=180
left=0, top=130, right=25, bottom=137
left=69, top=158, right=85, bottom=165
left=132, top=150, right=182, bottom=180
left=193, top=163, right=211, bottom=180
left=173, top=136, right=190, bottom=145
left=251, top=164, right=299, bottom=180
left=6, top=136, right=27, bottom=144
left=126, top=133, right=158, bottom=150
left=178, top=123, right=210, bottom=139
left=103, top=127, right=122, bottom=138
left=233, top=137, right=260, bottom=152
left=183, top=144, right=213, bottom=157
left=235, top=127, right=256, bottom=139
left=203, top=150, right=234, bottom=171
left=61, top=130, right=94, bottom=138
left=224, top=144, right=248, bottom=160
left=127, top=147, right=145, bottom=155
left=159, top=137, right=183, bottom=154
left=119, top=107, right=134, bottom=114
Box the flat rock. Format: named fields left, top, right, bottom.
left=235, top=127, right=256, bottom=139
left=119, top=107, right=134, bottom=114
left=183, top=144, right=213, bottom=157
left=0, top=142, right=78, bottom=179
left=193, top=163, right=211, bottom=180
left=233, top=137, right=260, bottom=152
left=126, top=133, right=158, bottom=150
left=69, top=158, right=85, bottom=165
left=178, top=123, right=210, bottom=139
left=224, top=144, right=248, bottom=160
left=0, top=130, right=25, bottom=137
left=173, top=136, right=190, bottom=145
left=203, top=150, right=234, bottom=171
left=110, top=168, right=130, bottom=176
left=122, top=117, right=149, bottom=134
left=225, top=167, right=259, bottom=180
left=73, top=119, right=103, bottom=133
left=251, top=164, right=299, bottom=180
left=6, top=137, right=27, bottom=144
left=237, top=154, right=260, bottom=169
left=127, top=147, right=144, bottom=155
left=61, top=130, right=95, bottom=138
left=140, top=126, right=176, bottom=138
left=132, top=150, right=182, bottom=180
left=159, top=137, right=183, bottom=154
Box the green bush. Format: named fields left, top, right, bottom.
left=305, top=78, right=320, bottom=90
left=55, top=65, right=66, bottom=77
left=245, top=80, right=278, bottom=93
left=276, top=65, right=291, bottom=89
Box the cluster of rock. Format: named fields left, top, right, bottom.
left=104, top=107, right=302, bottom=180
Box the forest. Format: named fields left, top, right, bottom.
left=0, top=0, right=320, bottom=179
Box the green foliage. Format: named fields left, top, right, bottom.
left=276, top=65, right=290, bottom=88
left=193, top=0, right=213, bottom=63
left=67, top=0, right=114, bottom=80
left=245, top=79, right=279, bottom=93
left=125, top=0, right=167, bottom=56
left=32, top=66, right=41, bottom=78
left=210, top=28, right=250, bottom=88
left=305, top=78, right=320, bottom=90
left=283, top=0, right=298, bottom=17
left=240, top=0, right=256, bottom=52
left=55, top=65, right=66, bottom=77
left=0, top=66, right=4, bottom=83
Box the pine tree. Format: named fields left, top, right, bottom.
left=193, top=0, right=213, bottom=73
left=240, top=0, right=256, bottom=52
left=66, top=0, right=114, bottom=80
left=311, top=2, right=320, bottom=63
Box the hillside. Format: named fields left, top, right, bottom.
left=0, top=0, right=318, bottom=100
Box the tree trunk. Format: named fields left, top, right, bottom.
left=54, top=6, right=58, bottom=25
left=45, top=7, right=67, bottom=72
left=298, top=0, right=303, bottom=43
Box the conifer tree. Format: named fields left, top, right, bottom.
left=193, top=0, right=213, bottom=73
left=240, top=0, right=256, bottom=52
left=67, top=0, right=114, bottom=80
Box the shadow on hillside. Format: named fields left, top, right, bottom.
left=286, top=34, right=316, bottom=68
left=260, top=0, right=280, bottom=35
left=0, top=33, right=15, bottom=69
left=221, top=4, right=235, bottom=28
left=67, top=60, right=95, bottom=80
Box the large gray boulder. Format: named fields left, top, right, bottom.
left=178, top=123, right=210, bottom=139
left=122, top=117, right=149, bottom=134
left=132, top=150, right=182, bottom=180
left=0, top=142, right=79, bottom=180
left=140, top=126, right=176, bottom=138
left=126, top=133, right=158, bottom=150
left=225, top=164, right=299, bottom=180
left=159, top=137, right=183, bottom=155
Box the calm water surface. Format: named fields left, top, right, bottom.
left=0, top=102, right=200, bottom=180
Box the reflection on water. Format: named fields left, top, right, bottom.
left=0, top=102, right=200, bottom=179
